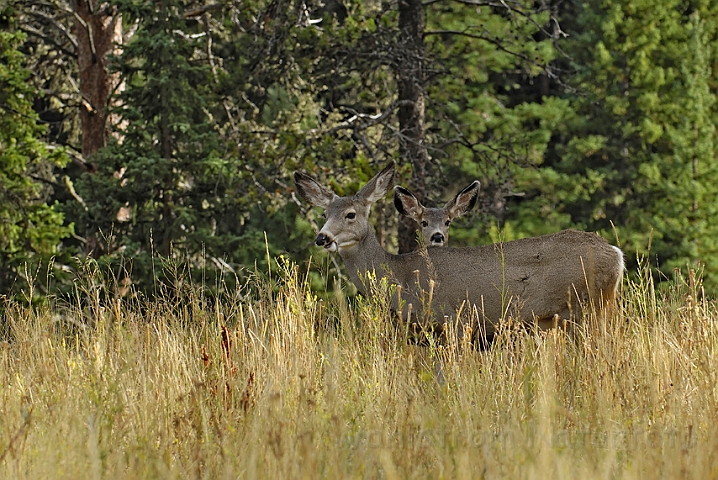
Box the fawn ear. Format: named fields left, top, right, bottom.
left=356, top=162, right=395, bottom=203
left=393, top=186, right=424, bottom=221
left=294, top=171, right=337, bottom=209
left=444, top=180, right=480, bottom=219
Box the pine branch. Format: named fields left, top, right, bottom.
left=423, top=0, right=563, bottom=41
left=424, top=29, right=555, bottom=77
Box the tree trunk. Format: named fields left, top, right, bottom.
left=396, top=0, right=428, bottom=253
left=74, top=1, right=122, bottom=158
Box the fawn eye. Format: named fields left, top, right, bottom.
left=421, top=221, right=428, bottom=227
left=345, top=212, right=356, bottom=220
left=445, top=220, right=451, bottom=226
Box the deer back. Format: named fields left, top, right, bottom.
left=294, top=163, right=623, bottom=332
left=381, top=229, right=623, bottom=329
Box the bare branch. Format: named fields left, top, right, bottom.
left=183, top=3, right=224, bottom=19
left=351, top=131, right=377, bottom=161
left=25, top=8, right=78, bottom=51
left=423, top=0, right=561, bottom=40
left=424, top=29, right=553, bottom=76
left=47, top=144, right=90, bottom=170
left=73, top=11, right=97, bottom=61
left=424, top=0, right=494, bottom=5
left=63, top=175, right=89, bottom=211
left=28, top=174, right=62, bottom=189
left=18, top=24, right=77, bottom=58
left=314, top=100, right=414, bottom=138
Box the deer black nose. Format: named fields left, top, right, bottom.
left=430, top=233, right=445, bottom=244
left=315, top=233, right=331, bottom=246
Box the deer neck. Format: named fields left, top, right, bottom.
left=337, top=228, right=393, bottom=296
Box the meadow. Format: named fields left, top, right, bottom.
left=1, top=258, right=717, bottom=479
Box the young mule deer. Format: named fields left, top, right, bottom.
left=394, top=181, right=480, bottom=247
left=294, top=162, right=623, bottom=333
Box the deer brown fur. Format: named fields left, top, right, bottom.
left=294, top=162, right=623, bottom=334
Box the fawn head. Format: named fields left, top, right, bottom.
left=393, top=180, right=480, bottom=247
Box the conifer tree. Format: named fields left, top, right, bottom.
left=0, top=20, right=71, bottom=293
left=424, top=0, right=564, bottom=245
left=70, top=0, right=238, bottom=289
left=667, top=9, right=718, bottom=288
left=508, top=0, right=718, bottom=290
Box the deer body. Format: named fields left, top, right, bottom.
left=294, top=163, right=623, bottom=333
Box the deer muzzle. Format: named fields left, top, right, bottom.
left=315, top=233, right=330, bottom=246
left=315, top=233, right=337, bottom=251
left=430, top=232, right=445, bottom=246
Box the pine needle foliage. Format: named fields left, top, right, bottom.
left=0, top=19, right=71, bottom=295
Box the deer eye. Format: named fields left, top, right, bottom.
left=445, top=220, right=451, bottom=226
left=346, top=212, right=356, bottom=220
left=421, top=221, right=428, bottom=228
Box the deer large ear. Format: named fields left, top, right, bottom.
left=444, top=180, right=480, bottom=219
left=356, top=162, right=395, bottom=203
left=393, top=186, right=423, bottom=221
left=294, top=171, right=337, bottom=209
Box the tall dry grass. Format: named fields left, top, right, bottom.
left=1, top=257, right=717, bottom=479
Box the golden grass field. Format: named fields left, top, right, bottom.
left=1, top=258, right=717, bottom=479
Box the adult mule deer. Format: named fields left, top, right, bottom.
left=393, top=180, right=480, bottom=247
left=294, top=162, right=623, bottom=334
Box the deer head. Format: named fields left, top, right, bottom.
left=393, top=180, right=480, bottom=247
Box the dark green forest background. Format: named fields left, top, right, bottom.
left=2, top=0, right=717, bottom=299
